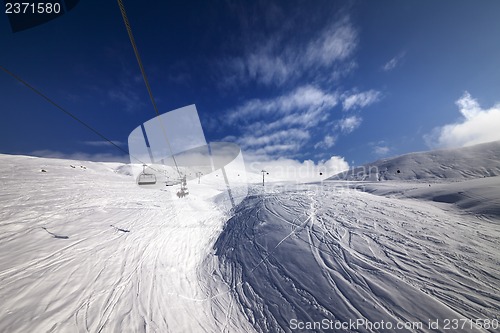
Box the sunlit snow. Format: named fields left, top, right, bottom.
left=0, top=142, right=499, bottom=332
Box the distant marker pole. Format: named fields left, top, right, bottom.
left=261, top=170, right=267, bottom=186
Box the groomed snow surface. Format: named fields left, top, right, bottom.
left=1, top=144, right=499, bottom=332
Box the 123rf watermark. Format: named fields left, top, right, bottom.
left=290, top=318, right=499, bottom=331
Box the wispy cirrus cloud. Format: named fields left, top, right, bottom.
left=235, top=129, right=310, bottom=149
left=339, top=115, right=362, bottom=133
left=251, top=143, right=303, bottom=156
left=223, top=85, right=338, bottom=159
left=374, top=145, right=390, bottom=155
left=222, top=85, right=379, bottom=160
left=342, top=89, right=381, bottom=111
left=314, top=135, right=337, bottom=149
left=369, top=141, right=391, bottom=156
left=227, top=85, right=338, bottom=124
left=213, top=5, right=377, bottom=165
left=382, top=52, right=406, bottom=72
left=425, top=91, right=500, bottom=148
left=108, top=88, right=145, bottom=113
left=220, top=16, right=357, bottom=87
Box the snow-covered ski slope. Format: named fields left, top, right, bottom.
left=328, top=140, right=500, bottom=181
left=0, top=154, right=240, bottom=332
left=212, top=183, right=499, bottom=332
left=350, top=175, right=500, bottom=220
left=1, top=142, right=499, bottom=332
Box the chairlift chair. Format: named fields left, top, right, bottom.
left=137, top=164, right=157, bottom=185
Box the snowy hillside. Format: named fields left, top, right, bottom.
left=328, top=140, right=500, bottom=181
left=1, top=153, right=499, bottom=332
left=211, top=185, right=499, bottom=332
left=0, top=154, right=238, bottom=332
left=352, top=175, right=500, bottom=220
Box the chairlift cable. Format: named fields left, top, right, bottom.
left=0, top=65, right=129, bottom=155
left=0, top=65, right=158, bottom=173
left=3, top=1, right=186, bottom=187
left=116, top=0, right=183, bottom=181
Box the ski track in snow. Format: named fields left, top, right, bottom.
left=0, top=156, right=236, bottom=333
left=212, top=184, right=500, bottom=333
left=1, top=154, right=499, bottom=333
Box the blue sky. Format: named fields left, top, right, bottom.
left=2, top=0, right=500, bottom=176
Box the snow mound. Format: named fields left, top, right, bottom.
left=211, top=184, right=500, bottom=332
left=404, top=176, right=500, bottom=219
left=113, top=164, right=134, bottom=176
left=329, top=140, right=500, bottom=181
left=340, top=175, right=500, bottom=220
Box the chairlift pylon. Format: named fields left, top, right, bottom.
left=176, top=175, right=189, bottom=197
left=138, top=164, right=157, bottom=185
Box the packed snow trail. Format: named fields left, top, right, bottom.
left=0, top=155, right=239, bottom=333
left=211, top=183, right=500, bottom=333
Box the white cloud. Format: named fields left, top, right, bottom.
left=455, top=91, right=481, bottom=119
left=324, top=135, right=336, bottom=148
left=222, top=85, right=338, bottom=160
left=314, top=135, right=337, bottom=149
left=339, top=115, right=362, bottom=133
left=382, top=52, right=405, bottom=72
left=221, top=16, right=357, bottom=87
left=342, top=90, right=381, bottom=111
left=425, top=91, right=500, bottom=148
left=245, top=155, right=349, bottom=183
left=304, top=19, right=357, bottom=67
left=222, top=85, right=373, bottom=161
left=237, top=129, right=310, bottom=149
left=227, top=85, right=338, bottom=124
left=370, top=140, right=391, bottom=156
left=251, top=144, right=302, bottom=156
left=373, top=145, right=390, bottom=156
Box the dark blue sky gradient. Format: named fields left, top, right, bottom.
left=1, top=0, right=500, bottom=165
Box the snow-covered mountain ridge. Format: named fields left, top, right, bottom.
left=328, top=140, right=500, bottom=181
